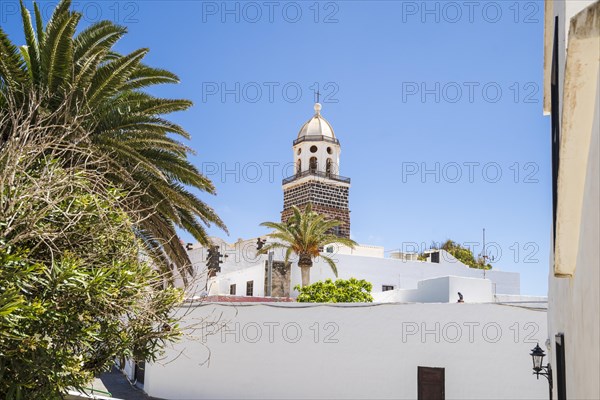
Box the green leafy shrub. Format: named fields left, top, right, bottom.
left=441, top=240, right=492, bottom=270
left=295, top=278, right=374, bottom=303
left=0, top=247, right=182, bottom=399
left=0, top=101, right=183, bottom=398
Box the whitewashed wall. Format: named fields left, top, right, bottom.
left=306, top=251, right=520, bottom=296
left=545, top=1, right=600, bottom=399
left=548, top=96, right=600, bottom=399
left=145, top=303, right=547, bottom=399
left=122, top=359, right=135, bottom=381
left=205, top=249, right=520, bottom=299
left=373, top=276, right=494, bottom=303
left=335, top=243, right=385, bottom=257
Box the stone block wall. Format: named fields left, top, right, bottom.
left=281, top=179, right=350, bottom=238
left=283, top=180, right=349, bottom=210
left=264, top=261, right=291, bottom=297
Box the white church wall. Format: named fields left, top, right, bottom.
left=144, top=302, right=548, bottom=400
left=207, top=264, right=266, bottom=297
left=294, top=139, right=341, bottom=176
left=330, top=243, right=385, bottom=258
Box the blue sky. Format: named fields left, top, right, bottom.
left=1, top=1, right=551, bottom=295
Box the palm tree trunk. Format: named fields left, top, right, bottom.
left=298, top=254, right=313, bottom=287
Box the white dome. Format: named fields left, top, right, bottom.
left=297, top=103, right=336, bottom=139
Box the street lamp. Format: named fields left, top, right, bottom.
left=530, top=343, right=553, bottom=400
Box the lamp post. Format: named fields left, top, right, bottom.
left=479, top=228, right=495, bottom=279
left=530, top=343, right=553, bottom=400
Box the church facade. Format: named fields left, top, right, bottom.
left=281, top=103, right=351, bottom=238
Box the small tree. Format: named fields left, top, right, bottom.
left=295, top=278, right=373, bottom=303
left=0, top=96, right=183, bottom=399
left=259, top=204, right=357, bottom=287
left=441, top=240, right=492, bottom=270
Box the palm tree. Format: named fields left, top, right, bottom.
left=259, top=205, right=357, bottom=287
left=0, top=0, right=226, bottom=282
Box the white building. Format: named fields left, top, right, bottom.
left=143, top=301, right=547, bottom=400
left=138, top=100, right=550, bottom=400
left=182, top=103, right=529, bottom=302
left=543, top=1, right=600, bottom=399
left=184, top=238, right=526, bottom=302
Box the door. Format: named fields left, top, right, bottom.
left=418, top=366, right=445, bottom=400
left=134, top=361, right=145, bottom=384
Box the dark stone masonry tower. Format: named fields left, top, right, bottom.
left=281, top=103, right=351, bottom=238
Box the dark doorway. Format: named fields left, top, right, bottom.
left=134, top=361, right=145, bottom=384
left=556, top=333, right=566, bottom=400
left=418, top=366, right=445, bottom=400
left=264, top=261, right=291, bottom=297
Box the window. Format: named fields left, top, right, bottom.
left=326, top=158, right=332, bottom=175
left=310, top=145, right=318, bottom=153
left=382, top=285, right=395, bottom=292
left=296, top=159, right=301, bottom=174
left=246, top=281, right=254, bottom=296
left=309, top=157, right=317, bottom=173
left=326, top=246, right=334, bottom=253
left=229, top=284, right=236, bottom=295
left=297, top=148, right=301, bottom=155
left=327, top=147, right=332, bottom=154
left=418, top=367, right=445, bottom=400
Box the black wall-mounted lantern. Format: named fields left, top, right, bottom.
left=530, top=343, right=553, bottom=400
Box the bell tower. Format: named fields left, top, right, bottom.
left=281, top=103, right=351, bottom=238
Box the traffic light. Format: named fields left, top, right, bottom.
left=206, top=245, right=224, bottom=278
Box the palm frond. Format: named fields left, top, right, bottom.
left=72, top=21, right=127, bottom=89
left=320, top=255, right=339, bottom=277
left=41, top=5, right=80, bottom=93
left=33, top=3, right=45, bottom=45
left=0, top=28, right=27, bottom=90
left=19, top=0, right=41, bottom=84
left=2, top=0, right=227, bottom=282
left=86, top=48, right=148, bottom=105
left=94, top=135, right=167, bottom=180
left=121, top=65, right=180, bottom=91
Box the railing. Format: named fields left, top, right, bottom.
left=81, top=388, right=112, bottom=397
left=282, top=170, right=351, bottom=185
left=293, top=135, right=339, bottom=146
